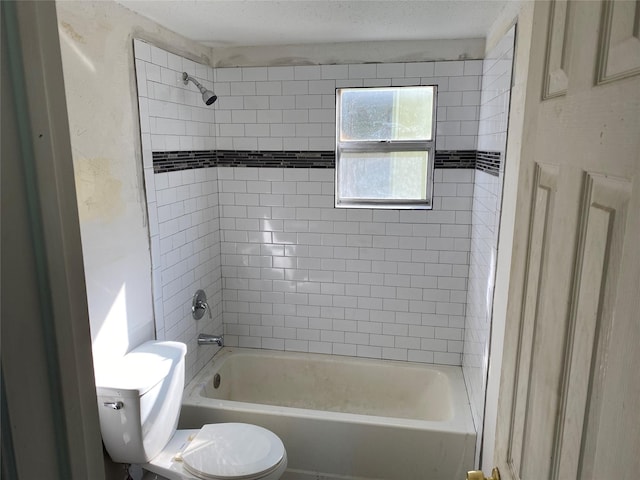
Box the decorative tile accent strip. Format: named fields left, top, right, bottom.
left=216, top=150, right=335, bottom=168
left=152, top=150, right=217, bottom=172
left=152, top=150, right=334, bottom=173
left=434, top=150, right=477, bottom=169
left=152, top=150, right=502, bottom=174
left=476, top=151, right=502, bottom=177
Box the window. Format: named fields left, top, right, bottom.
left=335, top=86, right=436, bottom=209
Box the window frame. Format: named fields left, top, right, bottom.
left=334, top=85, right=437, bottom=210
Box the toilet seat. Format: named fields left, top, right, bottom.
left=144, top=425, right=287, bottom=480
left=180, top=424, right=285, bottom=480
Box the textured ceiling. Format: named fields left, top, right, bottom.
left=116, top=0, right=509, bottom=48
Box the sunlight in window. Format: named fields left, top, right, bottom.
left=336, top=86, right=436, bottom=209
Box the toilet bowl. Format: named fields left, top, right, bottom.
left=143, top=425, right=287, bottom=480
left=95, top=341, right=287, bottom=480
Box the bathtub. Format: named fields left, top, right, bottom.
left=180, top=348, right=476, bottom=480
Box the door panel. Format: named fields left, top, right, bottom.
left=579, top=178, right=640, bottom=479
left=520, top=167, right=583, bottom=480
left=597, top=0, right=640, bottom=83
left=508, top=164, right=557, bottom=479
left=543, top=0, right=572, bottom=98
left=492, top=0, right=640, bottom=479
left=554, top=173, right=631, bottom=480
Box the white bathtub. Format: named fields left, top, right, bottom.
left=180, top=348, right=476, bottom=480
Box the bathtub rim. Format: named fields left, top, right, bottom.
left=182, top=347, right=476, bottom=435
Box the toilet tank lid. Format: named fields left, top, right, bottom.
left=95, top=341, right=187, bottom=397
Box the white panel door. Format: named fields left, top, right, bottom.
left=491, top=1, right=640, bottom=479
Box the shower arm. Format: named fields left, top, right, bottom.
left=182, top=72, right=204, bottom=92
left=182, top=71, right=217, bottom=105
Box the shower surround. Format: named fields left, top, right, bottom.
left=134, top=39, right=496, bottom=382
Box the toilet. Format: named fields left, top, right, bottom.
left=95, top=341, right=287, bottom=480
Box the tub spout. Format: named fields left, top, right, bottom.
left=198, top=334, right=223, bottom=346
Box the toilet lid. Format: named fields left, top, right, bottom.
left=180, top=423, right=285, bottom=480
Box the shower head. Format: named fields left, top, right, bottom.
left=182, top=72, right=217, bottom=105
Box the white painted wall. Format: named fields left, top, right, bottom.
left=56, top=1, right=213, bottom=375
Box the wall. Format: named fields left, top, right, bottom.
left=134, top=40, right=224, bottom=380
left=463, top=26, right=516, bottom=464
left=212, top=60, right=482, bottom=150
left=56, top=1, right=214, bottom=377
left=209, top=56, right=482, bottom=362
left=138, top=44, right=484, bottom=370
left=219, top=166, right=473, bottom=362
left=211, top=38, right=486, bottom=67
left=148, top=167, right=223, bottom=380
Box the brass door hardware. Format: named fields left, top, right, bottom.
left=467, top=467, right=500, bottom=480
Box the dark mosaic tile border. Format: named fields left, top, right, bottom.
left=434, top=150, right=477, bottom=169
left=152, top=149, right=502, bottom=175
left=216, top=150, right=334, bottom=168
left=476, top=151, right=502, bottom=177
left=152, top=150, right=333, bottom=173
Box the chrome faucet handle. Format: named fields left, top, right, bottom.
left=191, top=289, right=211, bottom=320
left=192, top=300, right=212, bottom=319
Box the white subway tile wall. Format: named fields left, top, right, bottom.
left=212, top=60, right=482, bottom=151
left=135, top=40, right=218, bottom=152
left=135, top=40, right=223, bottom=381
left=132, top=39, right=507, bottom=378
left=136, top=38, right=483, bottom=155
left=218, top=167, right=472, bottom=364
left=463, top=26, right=515, bottom=449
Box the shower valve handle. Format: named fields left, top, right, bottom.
left=194, top=300, right=211, bottom=317
left=191, top=289, right=211, bottom=320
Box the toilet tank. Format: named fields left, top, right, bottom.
left=95, top=341, right=187, bottom=464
